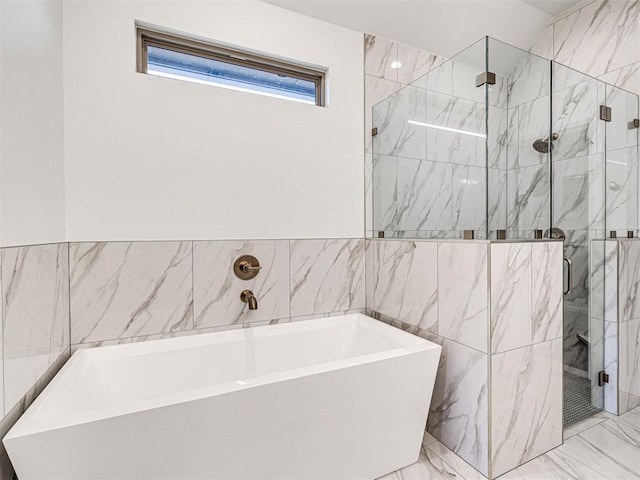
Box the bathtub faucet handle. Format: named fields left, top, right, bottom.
left=239, top=261, right=261, bottom=273
left=240, top=290, right=258, bottom=310
left=234, top=255, right=261, bottom=280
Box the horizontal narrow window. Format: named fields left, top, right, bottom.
left=136, top=26, right=325, bottom=106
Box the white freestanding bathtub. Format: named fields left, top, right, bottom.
left=4, top=314, right=441, bottom=480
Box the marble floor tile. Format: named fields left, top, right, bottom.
left=557, top=420, right=640, bottom=478
left=498, top=448, right=615, bottom=479
left=562, top=412, right=610, bottom=440
left=427, top=441, right=487, bottom=480
left=392, top=407, right=640, bottom=480
left=377, top=444, right=468, bottom=480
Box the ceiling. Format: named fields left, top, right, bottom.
left=262, top=0, right=581, bottom=58
left=521, top=0, right=585, bottom=16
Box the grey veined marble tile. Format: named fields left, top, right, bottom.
left=437, top=242, right=488, bottom=353
left=396, top=158, right=452, bottom=231
left=553, top=0, right=640, bottom=78
left=556, top=419, right=640, bottom=478
left=618, top=240, right=640, bottom=323
left=396, top=43, right=446, bottom=85
left=452, top=164, right=487, bottom=233
left=598, top=61, right=640, bottom=97
left=372, top=155, right=398, bottom=232
left=371, top=240, right=437, bottom=332
left=426, top=91, right=479, bottom=166
left=531, top=241, right=563, bottom=343
left=427, top=338, right=488, bottom=476
left=69, top=241, right=193, bottom=344
left=376, top=444, right=465, bottom=480
left=289, top=239, right=364, bottom=317
left=619, top=317, right=640, bottom=413
left=373, top=85, right=427, bottom=160
left=193, top=240, right=289, bottom=329
left=491, top=338, right=563, bottom=478
left=2, top=243, right=70, bottom=414
left=490, top=242, right=532, bottom=353
left=365, top=34, right=398, bottom=82
left=506, top=164, right=550, bottom=232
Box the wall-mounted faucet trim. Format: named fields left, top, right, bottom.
left=234, top=255, right=261, bottom=280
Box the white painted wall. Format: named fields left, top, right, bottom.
left=0, top=0, right=66, bottom=246
left=63, top=0, right=364, bottom=241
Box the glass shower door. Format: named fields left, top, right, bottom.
left=603, top=83, right=640, bottom=414
left=551, top=62, right=606, bottom=422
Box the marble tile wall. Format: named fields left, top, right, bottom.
left=552, top=0, right=640, bottom=92
left=1, top=244, right=70, bottom=417
left=366, top=238, right=563, bottom=479
left=528, top=0, right=640, bottom=97
left=366, top=238, right=490, bottom=476
left=67, top=239, right=364, bottom=347
left=616, top=239, right=640, bottom=413
left=489, top=241, right=563, bottom=478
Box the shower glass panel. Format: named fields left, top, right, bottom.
left=551, top=64, right=640, bottom=423
left=490, top=39, right=552, bottom=239
left=372, top=38, right=491, bottom=239
left=371, top=37, right=553, bottom=240
left=604, top=83, right=639, bottom=234
left=551, top=62, right=606, bottom=422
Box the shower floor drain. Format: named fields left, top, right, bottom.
left=564, top=371, right=601, bottom=425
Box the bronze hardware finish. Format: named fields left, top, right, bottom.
left=240, top=290, right=258, bottom=310
left=234, top=255, right=262, bottom=280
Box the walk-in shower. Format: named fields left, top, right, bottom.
left=371, top=36, right=640, bottom=426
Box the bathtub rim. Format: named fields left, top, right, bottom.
left=5, top=314, right=441, bottom=440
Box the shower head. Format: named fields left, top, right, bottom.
left=533, top=138, right=550, bottom=153
left=532, top=133, right=559, bottom=154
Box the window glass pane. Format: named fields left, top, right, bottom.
left=147, top=45, right=317, bottom=104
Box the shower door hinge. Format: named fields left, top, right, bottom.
left=377, top=230, right=385, bottom=238
left=598, top=370, right=610, bottom=386
left=629, top=119, right=640, bottom=129
left=475, top=71, right=496, bottom=88
left=600, top=105, right=612, bottom=122
left=371, top=127, right=378, bottom=136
